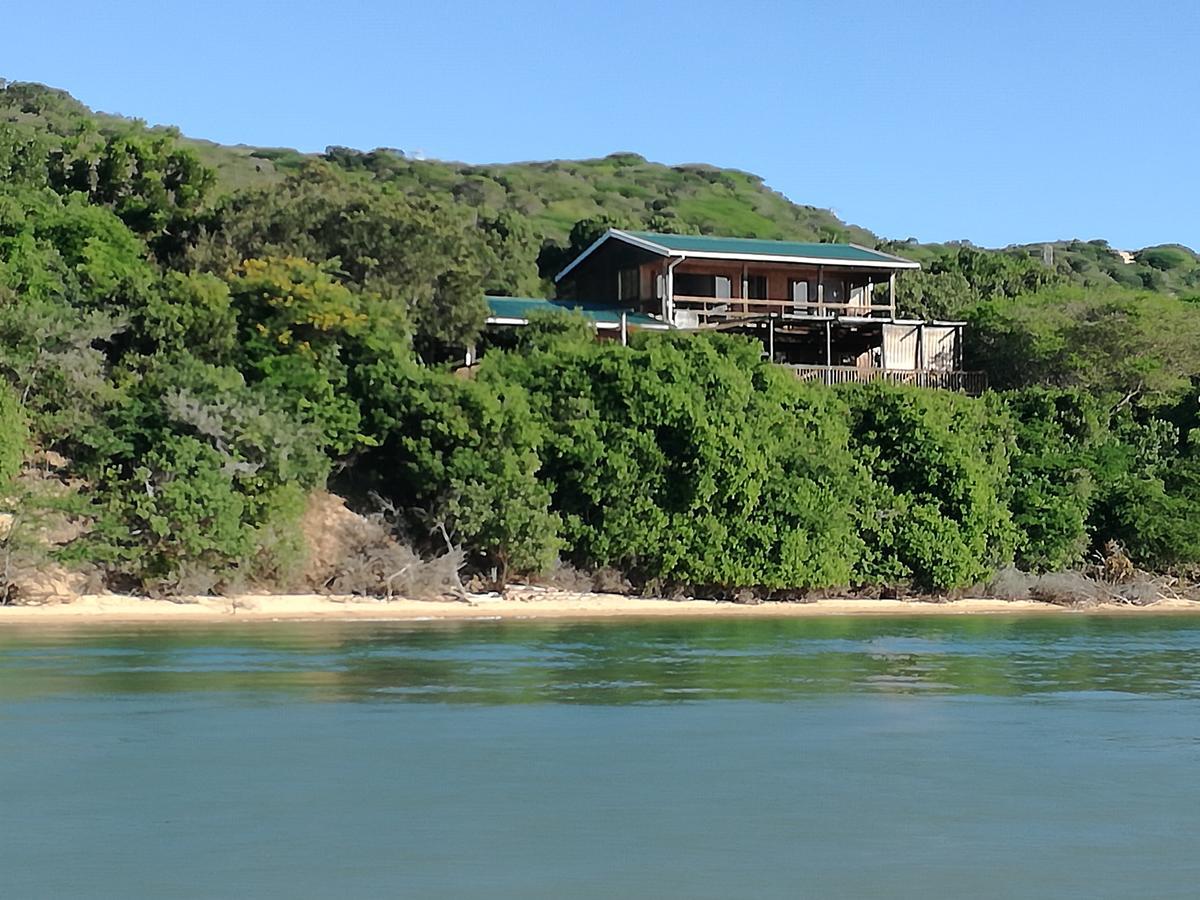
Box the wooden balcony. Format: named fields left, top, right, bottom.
left=672, top=295, right=893, bottom=326
left=790, top=365, right=987, bottom=394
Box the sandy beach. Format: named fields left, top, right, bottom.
left=2, top=589, right=1200, bottom=625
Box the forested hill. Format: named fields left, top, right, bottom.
left=5, top=80, right=1197, bottom=301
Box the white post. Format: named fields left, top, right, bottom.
left=661, top=262, right=671, bottom=322
left=620, top=311, right=628, bottom=346
left=665, top=257, right=684, bottom=326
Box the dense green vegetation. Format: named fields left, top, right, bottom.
left=4, top=79, right=1200, bottom=598
left=886, top=239, right=1200, bottom=314
left=0, top=384, right=25, bottom=486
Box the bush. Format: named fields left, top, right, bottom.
left=1002, top=389, right=1100, bottom=570
left=0, top=385, right=26, bottom=485
left=1137, top=246, right=1193, bottom=272
left=487, top=329, right=869, bottom=590
left=843, top=384, right=1016, bottom=589
left=987, top=566, right=1035, bottom=600
left=86, top=432, right=252, bottom=591
left=356, top=356, right=562, bottom=586
left=70, top=356, right=329, bottom=593
left=1029, top=571, right=1104, bottom=607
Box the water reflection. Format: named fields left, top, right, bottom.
left=2, top=616, right=1199, bottom=705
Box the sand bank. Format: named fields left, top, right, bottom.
left=2, top=589, right=1199, bottom=625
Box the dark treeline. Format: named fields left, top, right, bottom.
left=4, top=81, right=1200, bottom=597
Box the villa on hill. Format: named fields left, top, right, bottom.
left=484, top=229, right=984, bottom=393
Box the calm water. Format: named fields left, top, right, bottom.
left=3, top=616, right=1200, bottom=899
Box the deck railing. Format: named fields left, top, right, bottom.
left=672, top=295, right=893, bottom=324
left=790, top=365, right=987, bottom=394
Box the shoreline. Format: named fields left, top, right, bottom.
left=2, top=590, right=1200, bottom=626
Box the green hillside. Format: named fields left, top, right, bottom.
left=0, top=81, right=867, bottom=246
left=6, top=79, right=1196, bottom=301
left=316, top=148, right=877, bottom=247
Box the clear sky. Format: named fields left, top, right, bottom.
left=3, top=0, right=1197, bottom=250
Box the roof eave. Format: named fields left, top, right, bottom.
left=553, top=228, right=672, bottom=283
left=847, top=243, right=923, bottom=268
left=672, top=249, right=921, bottom=269
left=486, top=315, right=673, bottom=331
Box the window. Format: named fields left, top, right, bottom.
left=745, top=275, right=768, bottom=300
left=789, top=279, right=811, bottom=315
left=822, top=277, right=845, bottom=305
left=618, top=268, right=639, bottom=301
left=675, top=273, right=731, bottom=298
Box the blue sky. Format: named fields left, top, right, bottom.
left=3, top=0, right=1197, bottom=250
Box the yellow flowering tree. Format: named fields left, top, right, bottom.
left=226, top=256, right=399, bottom=455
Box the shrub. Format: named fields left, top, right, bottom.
left=356, top=357, right=561, bottom=586
left=86, top=432, right=252, bottom=591
left=0, top=385, right=26, bottom=485
left=324, top=533, right=466, bottom=600
left=844, top=384, right=1017, bottom=590
left=987, top=566, right=1035, bottom=601
left=1029, top=571, right=1104, bottom=607
left=488, top=329, right=868, bottom=590
left=1002, top=389, right=1100, bottom=570
left=70, top=356, right=329, bottom=593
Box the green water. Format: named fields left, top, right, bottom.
left=3, top=616, right=1199, bottom=899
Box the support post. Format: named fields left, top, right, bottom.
left=660, top=261, right=670, bottom=322
left=665, top=256, right=685, bottom=326
left=620, top=311, right=628, bottom=347
left=817, top=265, right=825, bottom=316
left=767, top=316, right=775, bottom=361
left=825, top=319, right=832, bottom=367
left=888, top=272, right=897, bottom=315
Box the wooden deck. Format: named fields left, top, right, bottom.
left=672, top=294, right=893, bottom=324
left=790, top=365, right=987, bottom=394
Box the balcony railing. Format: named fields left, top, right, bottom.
left=790, top=365, right=987, bottom=394
left=672, top=295, right=893, bottom=325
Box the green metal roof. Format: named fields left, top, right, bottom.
left=622, top=230, right=917, bottom=265
left=485, top=296, right=665, bottom=328
left=554, top=228, right=920, bottom=282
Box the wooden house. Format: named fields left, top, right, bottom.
left=486, top=229, right=984, bottom=392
